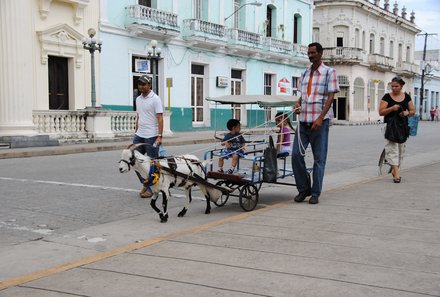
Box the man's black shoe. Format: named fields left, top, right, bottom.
left=294, top=190, right=311, bottom=202
left=309, top=195, right=319, bottom=204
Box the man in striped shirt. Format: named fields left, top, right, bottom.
left=291, top=42, right=339, bottom=205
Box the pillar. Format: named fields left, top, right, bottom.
left=0, top=0, right=36, bottom=136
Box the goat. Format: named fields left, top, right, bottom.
left=118, top=144, right=223, bottom=223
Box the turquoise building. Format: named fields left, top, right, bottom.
left=100, top=0, right=312, bottom=131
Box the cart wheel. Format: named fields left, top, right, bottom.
left=239, top=185, right=259, bottom=211
left=213, top=181, right=230, bottom=207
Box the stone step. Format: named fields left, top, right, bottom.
left=0, top=143, right=10, bottom=150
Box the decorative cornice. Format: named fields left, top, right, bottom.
left=39, top=0, right=89, bottom=25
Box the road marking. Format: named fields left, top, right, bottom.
left=0, top=177, right=206, bottom=200
left=0, top=201, right=289, bottom=290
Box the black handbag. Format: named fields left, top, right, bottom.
left=385, top=114, right=410, bottom=144
left=263, top=136, right=278, bottom=182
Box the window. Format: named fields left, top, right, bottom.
left=138, top=0, right=151, bottom=7
left=338, top=75, right=349, bottom=86
left=266, top=6, right=273, bottom=37
left=406, top=46, right=411, bottom=62
left=194, top=0, right=202, bottom=19
left=233, top=0, right=241, bottom=29
left=231, top=69, right=242, bottom=120
left=313, top=28, right=319, bottom=43
left=191, top=64, right=204, bottom=123
left=389, top=40, right=394, bottom=58
left=378, top=81, right=385, bottom=106
left=353, top=77, right=365, bottom=111
left=369, top=34, right=375, bottom=54
left=355, top=28, right=360, bottom=48
left=362, top=31, right=366, bottom=50
left=380, top=37, right=385, bottom=55
left=336, top=32, right=343, bottom=47
left=264, top=73, right=273, bottom=121
left=398, top=43, right=403, bottom=63
left=293, top=14, right=302, bottom=44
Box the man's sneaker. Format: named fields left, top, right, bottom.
left=139, top=187, right=153, bottom=198
left=294, top=190, right=311, bottom=202
left=309, top=195, right=319, bottom=204
left=226, top=168, right=234, bottom=174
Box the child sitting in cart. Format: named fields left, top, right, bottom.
left=218, top=119, right=246, bottom=174
left=275, top=111, right=295, bottom=154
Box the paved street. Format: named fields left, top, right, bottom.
left=0, top=122, right=439, bottom=296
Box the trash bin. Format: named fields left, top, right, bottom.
left=408, top=115, right=419, bottom=137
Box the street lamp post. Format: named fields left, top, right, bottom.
left=224, top=1, right=262, bottom=22
left=146, top=40, right=162, bottom=95
left=82, top=28, right=102, bottom=108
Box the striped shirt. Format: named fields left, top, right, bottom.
left=299, top=63, right=339, bottom=123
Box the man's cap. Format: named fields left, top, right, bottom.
left=138, top=75, right=152, bottom=84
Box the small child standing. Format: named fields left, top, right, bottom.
left=218, top=119, right=245, bottom=174
left=275, top=112, right=295, bottom=153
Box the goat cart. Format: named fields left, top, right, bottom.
left=202, top=94, right=310, bottom=212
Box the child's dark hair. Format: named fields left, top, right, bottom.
left=275, top=112, right=295, bottom=131
left=227, top=119, right=241, bottom=131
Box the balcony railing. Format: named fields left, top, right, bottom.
left=33, top=110, right=136, bottom=143
left=126, top=5, right=179, bottom=29
left=293, top=44, right=308, bottom=56
left=395, top=61, right=419, bottom=74
left=263, top=37, right=292, bottom=52
left=368, top=53, right=393, bottom=69
left=182, top=19, right=225, bottom=38
left=323, top=47, right=366, bottom=63
left=226, top=28, right=261, bottom=47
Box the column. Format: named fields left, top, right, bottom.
left=0, top=0, right=36, bottom=136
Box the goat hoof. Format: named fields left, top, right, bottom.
left=205, top=209, right=211, bottom=214
left=159, top=213, right=169, bottom=223
left=178, top=209, right=187, bottom=217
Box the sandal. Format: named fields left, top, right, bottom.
left=393, top=177, right=401, bottom=183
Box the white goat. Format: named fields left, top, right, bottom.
left=118, top=144, right=223, bottom=223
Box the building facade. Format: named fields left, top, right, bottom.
left=313, top=0, right=420, bottom=123
left=100, top=0, right=313, bottom=131
left=0, top=0, right=100, bottom=140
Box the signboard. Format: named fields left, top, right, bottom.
left=216, top=76, right=228, bottom=88
left=135, top=59, right=150, bottom=73
left=277, top=77, right=291, bottom=95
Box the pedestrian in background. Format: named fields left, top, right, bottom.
left=430, top=107, right=436, bottom=121
left=379, top=76, right=415, bottom=183
left=133, top=75, right=164, bottom=198
left=291, top=42, right=339, bottom=205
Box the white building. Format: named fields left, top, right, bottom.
left=313, top=0, right=420, bottom=123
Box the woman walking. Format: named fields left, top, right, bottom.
left=379, top=77, right=415, bottom=183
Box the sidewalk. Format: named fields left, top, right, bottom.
left=0, top=161, right=439, bottom=296
left=0, top=130, right=218, bottom=159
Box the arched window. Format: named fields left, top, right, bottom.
left=353, top=77, right=365, bottom=111
left=369, top=33, right=375, bottom=54
left=389, top=40, right=394, bottom=58
left=355, top=28, right=360, bottom=48
left=406, top=45, right=411, bottom=62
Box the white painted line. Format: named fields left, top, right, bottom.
left=0, top=177, right=207, bottom=200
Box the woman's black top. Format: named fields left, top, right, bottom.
left=381, top=93, right=412, bottom=123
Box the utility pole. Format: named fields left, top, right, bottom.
left=418, top=32, right=437, bottom=119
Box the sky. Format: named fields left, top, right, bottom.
left=394, top=0, right=440, bottom=50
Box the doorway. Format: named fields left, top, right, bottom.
left=333, top=97, right=347, bottom=120
left=48, top=56, right=69, bottom=110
